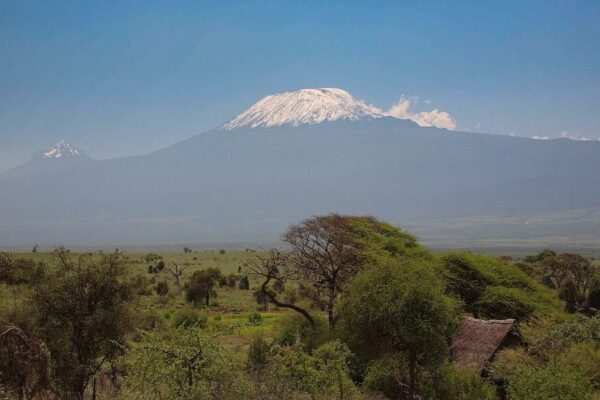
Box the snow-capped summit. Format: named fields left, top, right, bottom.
left=222, top=88, right=383, bottom=130
left=37, top=139, right=84, bottom=160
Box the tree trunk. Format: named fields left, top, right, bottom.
left=327, top=287, right=337, bottom=329
left=327, top=304, right=335, bottom=328
left=260, top=278, right=316, bottom=328
left=408, top=350, right=417, bottom=400
left=337, top=368, right=344, bottom=400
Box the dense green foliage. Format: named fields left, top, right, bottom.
left=126, top=327, right=248, bottom=400
left=492, top=316, right=600, bottom=400
left=505, top=363, right=594, bottom=400
left=1, top=215, right=598, bottom=399
left=420, top=364, right=497, bottom=400
left=521, top=250, right=600, bottom=312
left=442, top=252, right=560, bottom=320
left=32, top=250, right=135, bottom=399
left=339, top=259, right=460, bottom=397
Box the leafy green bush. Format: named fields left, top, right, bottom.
left=126, top=327, right=249, bottom=400
left=155, top=280, right=169, bottom=296
left=363, top=353, right=407, bottom=398
left=0, top=253, right=44, bottom=285
left=248, top=312, right=263, bottom=325
left=441, top=252, right=560, bottom=321
left=587, top=277, right=600, bottom=309
left=474, top=286, right=535, bottom=320
left=275, top=316, right=330, bottom=351
left=420, top=363, right=496, bottom=400
left=531, top=316, right=600, bottom=352
left=559, top=341, right=600, bottom=390
left=246, top=335, right=270, bottom=372
left=261, top=340, right=356, bottom=399
left=239, top=275, right=250, bottom=290
left=138, top=310, right=164, bottom=331
left=443, top=253, right=492, bottom=304
left=505, top=363, right=594, bottom=400
left=492, top=317, right=600, bottom=399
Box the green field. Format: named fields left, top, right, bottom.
left=3, top=249, right=301, bottom=356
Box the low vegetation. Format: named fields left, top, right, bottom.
left=1, top=214, right=599, bottom=399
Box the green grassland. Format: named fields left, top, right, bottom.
left=6, top=249, right=301, bottom=356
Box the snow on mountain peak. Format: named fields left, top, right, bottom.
left=42, top=139, right=82, bottom=159
left=221, top=88, right=384, bottom=130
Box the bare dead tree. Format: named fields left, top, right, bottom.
left=168, top=262, right=188, bottom=295
left=248, top=250, right=316, bottom=328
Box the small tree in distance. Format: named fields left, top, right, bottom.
left=239, top=275, right=250, bottom=290
left=168, top=263, right=188, bottom=295
left=185, top=268, right=222, bottom=307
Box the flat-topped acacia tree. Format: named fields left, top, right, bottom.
left=250, top=214, right=428, bottom=329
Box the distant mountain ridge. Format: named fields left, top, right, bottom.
left=1, top=88, right=600, bottom=248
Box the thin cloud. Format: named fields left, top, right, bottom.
left=560, top=131, right=597, bottom=141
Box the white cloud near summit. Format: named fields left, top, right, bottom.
left=560, top=131, right=599, bottom=141
left=380, top=96, right=457, bottom=130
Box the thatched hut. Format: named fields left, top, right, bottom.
left=451, top=317, right=518, bottom=375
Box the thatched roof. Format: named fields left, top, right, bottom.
left=451, top=317, right=516, bottom=374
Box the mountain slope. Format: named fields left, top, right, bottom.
left=2, top=90, right=600, bottom=248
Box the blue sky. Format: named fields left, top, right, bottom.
left=1, top=0, right=599, bottom=170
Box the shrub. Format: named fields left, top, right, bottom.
left=126, top=326, right=249, bottom=400
left=275, top=316, right=330, bottom=351
left=559, top=279, right=582, bottom=312
left=130, top=273, right=152, bottom=296
left=474, top=286, right=535, bottom=320
left=559, top=341, right=600, bottom=389
left=239, top=275, right=250, bottom=290
left=0, top=253, right=44, bottom=285
left=29, top=250, right=135, bottom=399
left=155, top=280, right=169, bottom=296
left=171, top=308, right=208, bottom=329
left=363, top=354, right=407, bottom=398
left=420, top=363, right=496, bottom=400
left=156, top=260, right=165, bottom=272
left=246, top=335, right=270, bottom=372
left=227, top=274, right=237, bottom=288
left=505, top=363, right=594, bottom=400
left=588, top=280, right=600, bottom=309
left=441, top=252, right=560, bottom=321
left=443, top=253, right=491, bottom=305
left=261, top=340, right=356, bottom=399
left=248, top=312, right=263, bottom=325
left=138, top=310, right=164, bottom=331
left=282, top=287, right=298, bottom=304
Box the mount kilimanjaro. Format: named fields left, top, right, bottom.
left=2, top=88, right=600, bottom=249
